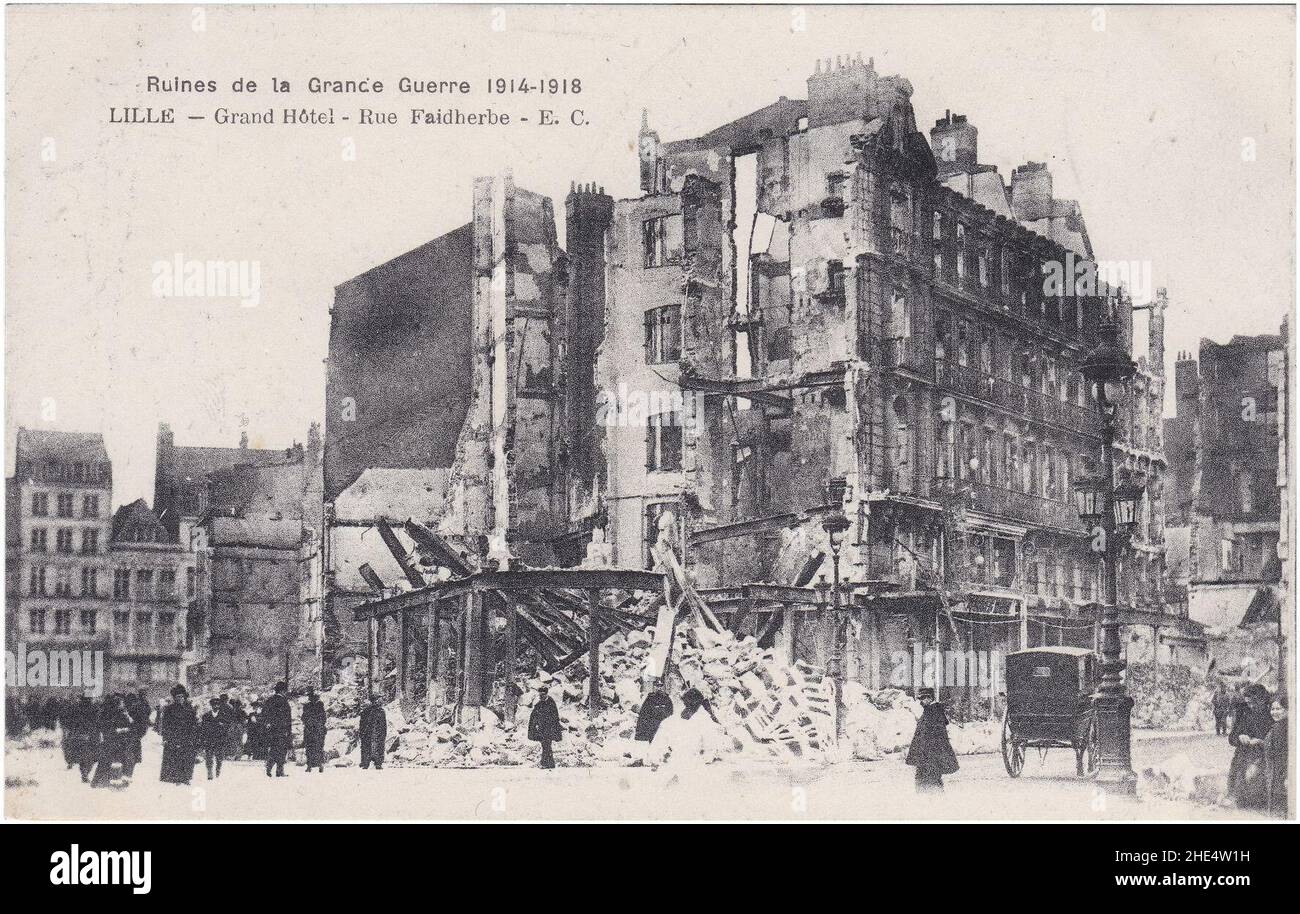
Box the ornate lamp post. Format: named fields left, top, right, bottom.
left=822, top=508, right=852, bottom=738
left=1079, top=309, right=1139, bottom=794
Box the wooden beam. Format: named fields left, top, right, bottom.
left=588, top=588, right=602, bottom=713
left=376, top=518, right=426, bottom=588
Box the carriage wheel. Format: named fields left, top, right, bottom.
left=1001, top=712, right=1024, bottom=778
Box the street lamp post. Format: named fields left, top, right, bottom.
left=822, top=507, right=852, bottom=738
left=1079, top=308, right=1139, bottom=794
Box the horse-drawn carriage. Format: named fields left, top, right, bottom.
left=1001, top=646, right=1101, bottom=778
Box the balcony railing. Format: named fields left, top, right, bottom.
left=935, top=359, right=1103, bottom=437
left=934, top=477, right=1086, bottom=535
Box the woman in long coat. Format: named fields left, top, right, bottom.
left=301, top=690, right=327, bottom=772
left=1225, top=683, right=1273, bottom=809
left=1262, top=692, right=1287, bottom=817
left=527, top=683, right=563, bottom=769
left=358, top=695, right=388, bottom=770
left=158, top=685, right=198, bottom=785
left=905, top=689, right=959, bottom=793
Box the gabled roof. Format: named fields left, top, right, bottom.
left=111, top=498, right=173, bottom=544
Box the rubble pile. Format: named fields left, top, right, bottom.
left=1139, top=752, right=1224, bottom=805
left=376, top=619, right=1000, bottom=767
left=1126, top=663, right=1210, bottom=730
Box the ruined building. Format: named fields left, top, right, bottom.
left=330, top=56, right=1198, bottom=704
left=154, top=424, right=323, bottom=688
left=1164, top=327, right=1287, bottom=631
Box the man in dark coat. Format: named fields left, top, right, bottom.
left=246, top=704, right=267, bottom=760
left=634, top=679, right=674, bottom=765
left=1211, top=681, right=1233, bottom=736
left=198, top=698, right=226, bottom=780
left=262, top=681, right=293, bottom=777
left=124, top=690, right=150, bottom=777
left=159, top=685, right=198, bottom=785
left=61, top=696, right=94, bottom=775
left=358, top=695, right=387, bottom=770
left=527, top=682, right=562, bottom=769
left=905, top=689, right=959, bottom=793
left=1225, top=683, right=1273, bottom=809
left=91, top=696, right=135, bottom=788
left=223, top=697, right=246, bottom=760
left=301, top=689, right=327, bottom=773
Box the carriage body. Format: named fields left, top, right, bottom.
left=1001, top=646, right=1101, bottom=778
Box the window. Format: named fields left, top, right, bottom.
left=80, top=610, right=97, bottom=635
left=934, top=311, right=951, bottom=362
left=29, top=565, right=47, bottom=596
left=993, top=538, right=1017, bottom=588
left=158, top=612, right=177, bottom=648
left=81, top=529, right=99, bottom=555
left=30, top=528, right=47, bottom=552
left=932, top=211, right=943, bottom=241
left=186, top=567, right=196, bottom=599
left=1000, top=249, right=1011, bottom=295
left=981, top=429, right=995, bottom=486
left=646, top=411, right=684, bottom=472
left=135, top=569, right=154, bottom=600
left=31, top=492, right=48, bottom=516
left=937, top=419, right=956, bottom=480
left=114, top=568, right=131, bottom=600
left=29, top=610, right=47, bottom=635
left=644, top=502, right=676, bottom=568
left=826, top=261, right=847, bottom=303
left=958, top=424, right=975, bottom=480
left=56, top=493, right=74, bottom=518
left=160, top=569, right=177, bottom=600
left=643, top=304, right=682, bottom=363
left=978, top=249, right=989, bottom=287
left=83, top=495, right=100, bottom=518
left=642, top=214, right=683, bottom=268
left=979, top=328, right=994, bottom=375
left=892, top=397, right=913, bottom=491
left=54, top=610, right=72, bottom=635
left=135, top=612, right=153, bottom=647
left=81, top=567, right=99, bottom=597
left=55, top=567, right=72, bottom=596
left=955, top=224, right=966, bottom=280
left=56, top=529, right=74, bottom=554
left=956, top=320, right=970, bottom=367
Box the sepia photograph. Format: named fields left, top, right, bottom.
left=1, top=0, right=1295, bottom=853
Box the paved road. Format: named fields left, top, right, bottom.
left=5, top=728, right=1264, bottom=821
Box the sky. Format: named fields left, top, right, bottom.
left=4, top=3, right=1295, bottom=509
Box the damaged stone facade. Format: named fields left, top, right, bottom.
left=326, top=56, right=1191, bottom=706
left=595, top=55, right=1184, bottom=703
left=1164, top=326, right=1287, bottom=630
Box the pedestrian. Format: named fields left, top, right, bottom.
left=905, top=688, right=959, bottom=793
left=262, top=681, right=293, bottom=778
left=301, top=688, right=327, bottom=773
left=633, top=678, right=674, bottom=765
left=199, top=698, right=226, bottom=780
left=159, top=684, right=198, bottom=785
left=358, top=694, right=388, bottom=770
left=246, top=704, right=267, bottom=760
left=91, top=695, right=134, bottom=788
left=1224, top=683, right=1272, bottom=809
left=61, top=696, right=93, bottom=775
left=1212, top=680, right=1232, bottom=736
left=125, top=690, right=150, bottom=777
left=224, top=697, right=247, bottom=760
left=1263, top=692, right=1288, bottom=818
left=527, top=682, right=562, bottom=769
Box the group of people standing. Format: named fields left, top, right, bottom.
left=56, top=692, right=152, bottom=788
left=1218, top=681, right=1287, bottom=816
left=158, top=681, right=330, bottom=783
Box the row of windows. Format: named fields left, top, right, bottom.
left=933, top=310, right=1090, bottom=408
left=930, top=212, right=1087, bottom=332
left=26, top=564, right=193, bottom=600
left=29, top=527, right=100, bottom=555
left=30, top=492, right=100, bottom=518
left=26, top=608, right=103, bottom=636
left=934, top=418, right=1089, bottom=504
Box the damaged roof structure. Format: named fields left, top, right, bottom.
left=329, top=54, right=1200, bottom=727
